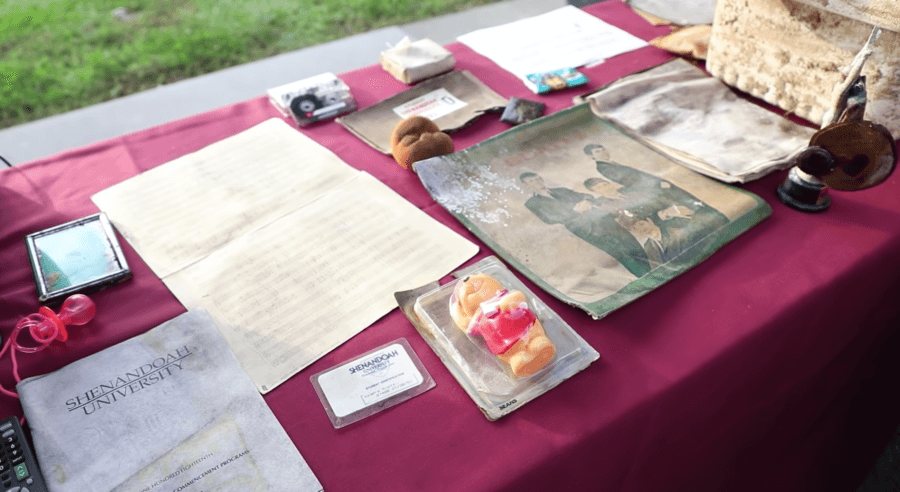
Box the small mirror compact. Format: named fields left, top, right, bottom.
left=25, top=213, right=131, bottom=303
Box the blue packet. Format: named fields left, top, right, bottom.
left=524, top=67, right=589, bottom=94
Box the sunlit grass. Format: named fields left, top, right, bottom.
left=0, top=0, right=503, bottom=128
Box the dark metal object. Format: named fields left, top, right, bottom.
left=777, top=166, right=831, bottom=213
left=777, top=120, right=897, bottom=212
left=809, top=120, right=896, bottom=191
left=500, top=98, right=545, bottom=125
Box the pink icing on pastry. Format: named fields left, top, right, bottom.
left=449, top=273, right=555, bottom=377
left=468, top=291, right=536, bottom=354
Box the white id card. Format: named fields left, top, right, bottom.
left=311, top=338, right=435, bottom=428
left=392, top=88, right=468, bottom=120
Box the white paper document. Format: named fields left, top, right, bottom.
left=457, top=6, right=647, bottom=79
left=92, top=119, right=478, bottom=393
left=392, top=88, right=468, bottom=120
left=17, top=310, right=323, bottom=492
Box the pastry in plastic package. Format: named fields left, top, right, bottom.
left=395, top=256, right=599, bottom=420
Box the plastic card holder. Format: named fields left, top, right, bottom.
left=400, top=256, right=599, bottom=420
left=25, top=212, right=131, bottom=303
left=310, top=338, right=435, bottom=429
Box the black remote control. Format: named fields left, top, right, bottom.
left=0, top=417, right=48, bottom=492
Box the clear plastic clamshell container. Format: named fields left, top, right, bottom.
left=405, top=256, right=599, bottom=420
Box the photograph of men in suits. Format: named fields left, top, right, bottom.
left=518, top=144, right=729, bottom=278
left=413, top=103, right=769, bottom=316
left=584, top=143, right=729, bottom=263
left=519, top=171, right=653, bottom=278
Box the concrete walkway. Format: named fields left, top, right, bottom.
left=0, top=0, right=567, bottom=166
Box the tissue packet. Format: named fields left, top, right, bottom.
left=381, top=37, right=456, bottom=84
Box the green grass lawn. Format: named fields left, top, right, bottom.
left=0, top=0, right=504, bottom=129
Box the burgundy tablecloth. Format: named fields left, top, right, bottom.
left=2, top=3, right=899, bottom=491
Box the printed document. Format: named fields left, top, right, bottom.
left=92, top=119, right=478, bottom=393
left=17, top=310, right=323, bottom=492
left=457, top=6, right=647, bottom=79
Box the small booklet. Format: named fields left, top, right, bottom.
left=17, top=310, right=322, bottom=492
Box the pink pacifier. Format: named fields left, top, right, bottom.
left=13, top=294, right=96, bottom=352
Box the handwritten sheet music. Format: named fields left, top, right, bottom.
left=457, top=6, right=647, bottom=80
left=92, top=119, right=478, bottom=393
left=92, top=119, right=359, bottom=278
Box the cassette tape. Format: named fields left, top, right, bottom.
left=267, top=73, right=357, bottom=126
